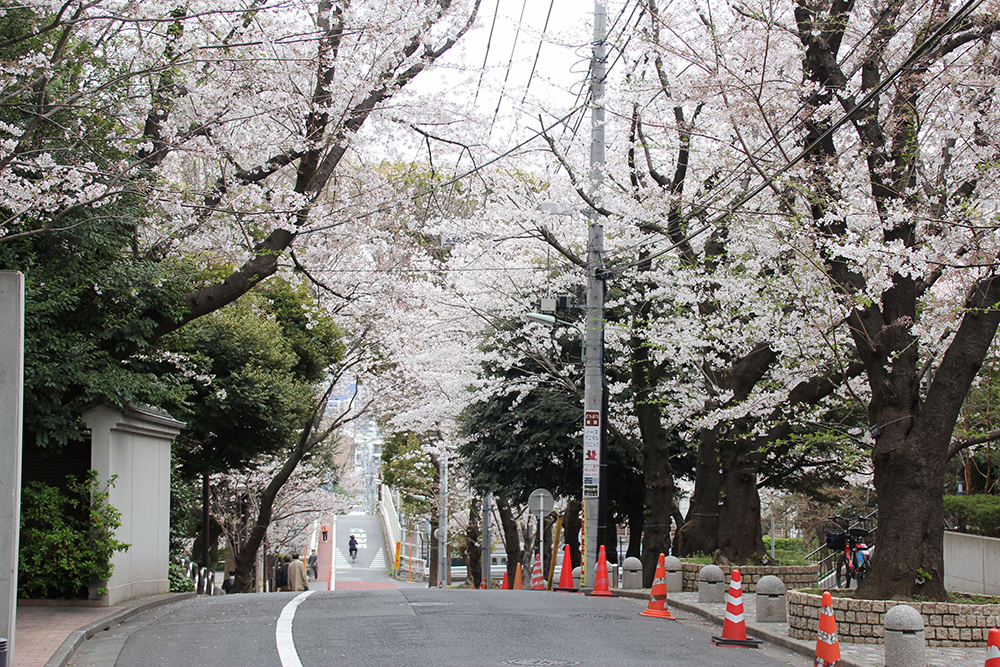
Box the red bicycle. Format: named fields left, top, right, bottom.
left=826, top=515, right=873, bottom=588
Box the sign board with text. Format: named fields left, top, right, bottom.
left=583, top=410, right=600, bottom=498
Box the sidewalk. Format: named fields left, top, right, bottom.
left=12, top=594, right=194, bottom=667
left=614, top=588, right=985, bottom=667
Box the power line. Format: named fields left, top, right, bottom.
left=519, top=0, right=557, bottom=107
left=489, top=0, right=531, bottom=139
left=473, top=0, right=503, bottom=106
left=607, top=0, right=987, bottom=276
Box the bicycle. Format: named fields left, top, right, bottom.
left=826, top=515, right=873, bottom=588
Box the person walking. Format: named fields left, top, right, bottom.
left=307, top=549, right=318, bottom=580
left=275, top=555, right=290, bottom=591
left=288, top=553, right=309, bottom=591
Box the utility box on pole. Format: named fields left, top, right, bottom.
left=0, top=272, right=24, bottom=659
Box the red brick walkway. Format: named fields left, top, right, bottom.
left=13, top=604, right=123, bottom=667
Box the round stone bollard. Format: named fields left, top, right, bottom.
left=621, top=557, right=643, bottom=589
left=698, top=564, right=725, bottom=603
left=572, top=566, right=582, bottom=590
left=663, top=556, right=683, bottom=593
left=754, top=575, right=787, bottom=623
left=884, top=604, right=925, bottom=667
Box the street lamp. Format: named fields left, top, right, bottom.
left=522, top=313, right=585, bottom=361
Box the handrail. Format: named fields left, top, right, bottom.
left=807, top=509, right=877, bottom=588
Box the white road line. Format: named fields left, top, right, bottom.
left=276, top=590, right=314, bottom=667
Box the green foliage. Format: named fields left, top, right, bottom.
left=381, top=431, right=435, bottom=516
left=18, top=472, right=130, bottom=599
left=162, top=280, right=342, bottom=478
left=943, top=494, right=1000, bottom=537
left=168, top=562, right=195, bottom=592
left=762, top=536, right=805, bottom=552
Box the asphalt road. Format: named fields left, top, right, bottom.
left=68, top=515, right=811, bottom=666
left=69, top=586, right=816, bottom=667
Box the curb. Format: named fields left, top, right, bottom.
left=43, top=592, right=196, bottom=667
left=612, top=589, right=866, bottom=667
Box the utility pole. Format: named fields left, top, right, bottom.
left=437, top=451, right=448, bottom=589
left=481, top=492, right=492, bottom=589
left=582, top=0, right=607, bottom=588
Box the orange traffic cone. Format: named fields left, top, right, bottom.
left=813, top=590, right=841, bottom=665
left=501, top=571, right=509, bottom=590
left=513, top=563, right=524, bottom=590
left=640, top=553, right=676, bottom=620
left=711, top=568, right=761, bottom=648
left=986, top=627, right=1000, bottom=666
left=530, top=555, right=544, bottom=590
left=555, top=545, right=578, bottom=592
left=480, top=578, right=487, bottom=589
left=587, top=545, right=614, bottom=597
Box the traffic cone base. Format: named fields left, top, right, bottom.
left=586, top=545, right=615, bottom=597
left=555, top=545, right=578, bottom=593
left=711, top=568, right=760, bottom=648
left=640, top=553, right=677, bottom=620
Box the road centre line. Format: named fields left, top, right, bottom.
left=276, top=590, right=314, bottom=667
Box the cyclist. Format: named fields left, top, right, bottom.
left=348, top=534, right=358, bottom=562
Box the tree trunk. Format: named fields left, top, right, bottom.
left=678, top=427, right=721, bottom=557
left=464, top=498, right=482, bottom=587
left=497, top=499, right=522, bottom=585
left=563, top=500, right=581, bottom=568
left=717, top=439, right=765, bottom=563
left=627, top=500, right=644, bottom=559
left=640, top=431, right=676, bottom=586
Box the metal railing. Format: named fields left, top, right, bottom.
left=177, top=558, right=216, bottom=595
left=806, top=510, right=877, bottom=588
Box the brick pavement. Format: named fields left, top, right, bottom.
left=12, top=604, right=123, bottom=667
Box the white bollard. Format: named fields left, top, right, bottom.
left=884, top=604, right=925, bottom=667
left=698, top=564, right=725, bottom=603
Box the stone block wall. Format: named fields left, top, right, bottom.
left=679, top=563, right=818, bottom=593
left=787, top=590, right=1000, bottom=647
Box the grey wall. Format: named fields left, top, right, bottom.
left=944, top=530, right=1000, bottom=596
left=82, top=404, right=184, bottom=606
left=0, top=272, right=24, bottom=652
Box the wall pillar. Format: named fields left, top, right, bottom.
left=0, top=272, right=24, bottom=655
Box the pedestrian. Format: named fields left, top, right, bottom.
left=307, top=549, right=318, bottom=581
left=288, top=552, right=309, bottom=591
left=222, top=570, right=236, bottom=594
left=275, top=555, right=290, bottom=591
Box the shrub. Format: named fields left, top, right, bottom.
left=763, top=536, right=805, bottom=552
left=943, top=494, right=1000, bottom=537
left=168, top=562, right=194, bottom=592
left=18, top=471, right=130, bottom=599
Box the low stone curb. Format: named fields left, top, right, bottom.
left=44, top=592, right=196, bottom=667
left=611, top=588, right=867, bottom=667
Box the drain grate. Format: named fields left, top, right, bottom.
left=503, top=661, right=581, bottom=666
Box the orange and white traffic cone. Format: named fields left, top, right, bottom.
left=986, top=627, right=1000, bottom=666
left=555, top=545, right=578, bottom=592
left=513, top=563, right=524, bottom=590
left=480, top=578, right=487, bottom=590
left=711, top=568, right=761, bottom=648
left=501, top=571, right=510, bottom=590
left=587, top=545, right=615, bottom=597
left=813, top=590, right=841, bottom=666
left=640, top=553, right=676, bottom=620
left=530, top=555, right=544, bottom=590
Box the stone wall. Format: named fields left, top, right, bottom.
left=788, top=590, right=1000, bottom=647
left=680, top=562, right=818, bottom=593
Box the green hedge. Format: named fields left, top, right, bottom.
left=18, top=472, right=130, bottom=599
left=763, top=536, right=805, bottom=552
left=943, top=494, right=1000, bottom=537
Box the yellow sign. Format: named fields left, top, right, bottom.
left=394, top=541, right=402, bottom=570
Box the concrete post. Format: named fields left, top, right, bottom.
left=663, top=556, right=683, bottom=593
left=754, top=575, right=787, bottom=623
left=0, top=272, right=24, bottom=660
left=698, top=564, right=725, bottom=603
left=621, top=557, right=642, bottom=589
left=884, top=604, right=925, bottom=667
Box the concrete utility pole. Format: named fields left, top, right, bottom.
left=582, top=0, right=607, bottom=588
left=481, top=493, right=492, bottom=589
left=0, top=272, right=24, bottom=659
left=437, top=452, right=448, bottom=589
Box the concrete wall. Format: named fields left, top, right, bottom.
left=944, top=529, right=1000, bottom=596
left=82, top=403, right=184, bottom=606
left=0, top=272, right=24, bottom=653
